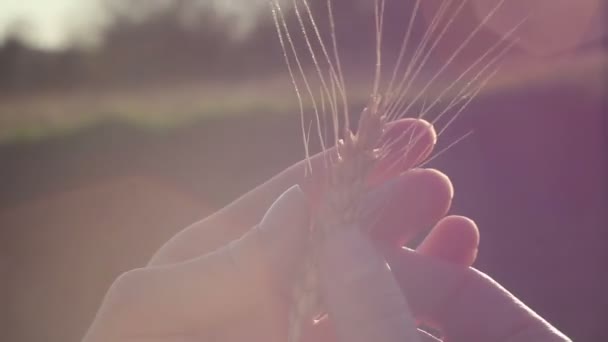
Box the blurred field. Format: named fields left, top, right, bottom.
left=1, top=49, right=604, bottom=143
left=1, top=51, right=607, bottom=341
left=0, top=74, right=289, bottom=142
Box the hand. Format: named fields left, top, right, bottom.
left=82, top=119, right=570, bottom=342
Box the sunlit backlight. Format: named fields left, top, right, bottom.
left=470, top=0, right=603, bottom=55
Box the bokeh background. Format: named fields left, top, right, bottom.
left=0, top=0, right=606, bottom=341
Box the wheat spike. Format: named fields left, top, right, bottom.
left=272, top=0, right=524, bottom=341
left=287, top=95, right=387, bottom=342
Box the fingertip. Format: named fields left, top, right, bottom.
left=416, top=215, right=480, bottom=267
left=400, top=169, right=454, bottom=235
left=419, top=168, right=454, bottom=201
left=259, top=185, right=310, bottom=236
left=418, top=118, right=438, bottom=146
left=384, top=118, right=437, bottom=146
left=369, top=118, right=437, bottom=184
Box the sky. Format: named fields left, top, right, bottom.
left=0, top=0, right=108, bottom=49
left=0, top=0, right=265, bottom=50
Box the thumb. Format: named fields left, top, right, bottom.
left=86, top=185, right=310, bottom=337
left=384, top=247, right=571, bottom=341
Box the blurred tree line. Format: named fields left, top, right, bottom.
left=0, top=0, right=424, bottom=93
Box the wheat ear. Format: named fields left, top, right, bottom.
left=287, top=95, right=388, bottom=342
left=272, top=0, right=524, bottom=340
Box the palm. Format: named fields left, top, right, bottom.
left=84, top=119, right=469, bottom=342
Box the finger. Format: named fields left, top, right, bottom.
left=367, top=118, right=437, bottom=186
left=299, top=118, right=436, bottom=201
left=366, top=168, right=453, bottom=246
left=316, top=227, right=421, bottom=342
left=383, top=247, right=571, bottom=341
left=418, top=329, right=443, bottom=342
left=92, top=186, right=309, bottom=335
left=299, top=214, right=468, bottom=342
left=304, top=319, right=442, bottom=342
left=416, top=215, right=480, bottom=266
left=149, top=118, right=435, bottom=266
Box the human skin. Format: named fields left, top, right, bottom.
left=82, top=119, right=570, bottom=342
